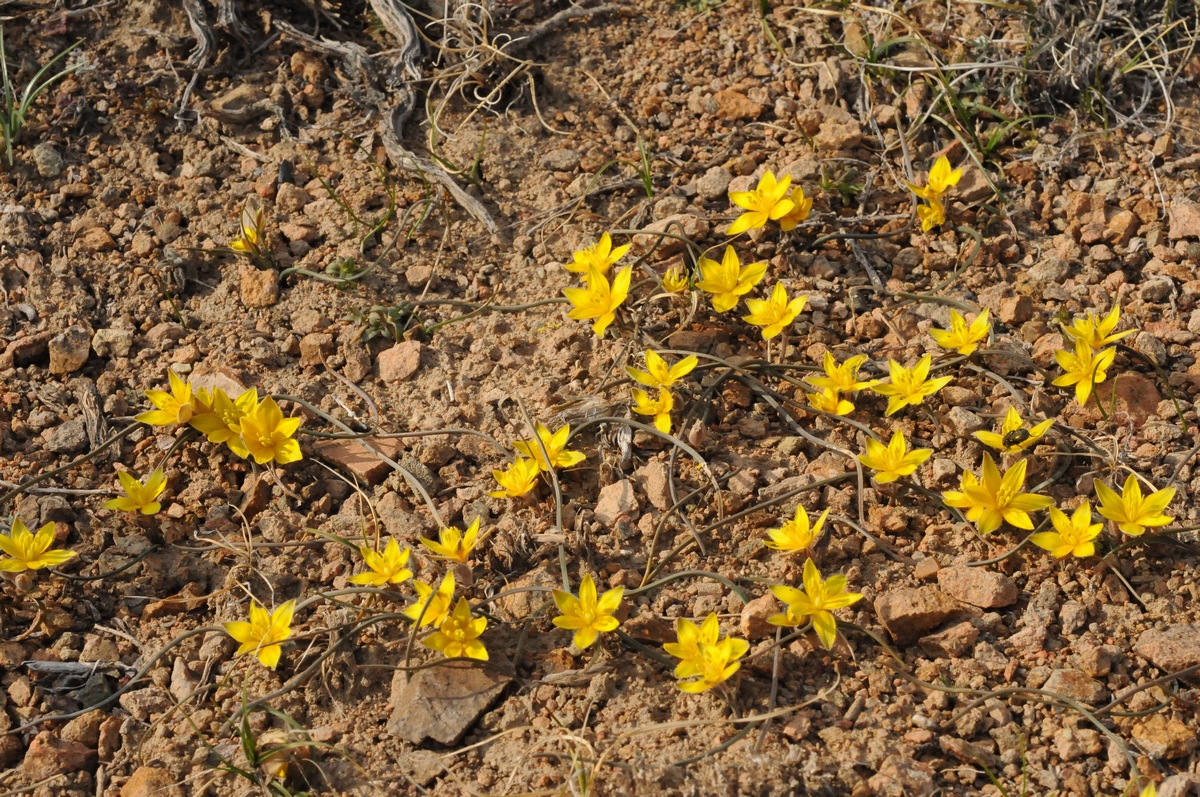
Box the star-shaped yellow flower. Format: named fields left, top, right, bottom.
left=512, top=422, right=586, bottom=473
left=909, top=155, right=963, bottom=200
left=858, top=431, right=932, bottom=484
left=224, top=599, right=295, bottom=670
left=917, top=197, right=946, bottom=231
left=941, top=455, right=1053, bottom=535
left=565, top=232, right=630, bottom=275
left=563, top=265, right=631, bottom=338
left=661, top=266, right=689, bottom=294
left=808, top=388, right=855, bottom=416
left=694, top=246, right=768, bottom=313
left=1062, top=305, right=1134, bottom=350
left=665, top=614, right=749, bottom=693
left=103, top=468, right=167, bottom=515
left=778, top=185, right=813, bottom=231
left=930, top=308, right=990, bottom=356
left=768, top=559, right=863, bottom=650
left=0, top=518, right=76, bottom=573
left=807, top=352, right=877, bottom=395
left=230, top=203, right=266, bottom=255
left=489, top=457, right=540, bottom=498
left=632, top=387, right=674, bottom=434
left=1053, top=340, right=1117, bottom=406
left=871, top=355, right=952, bottom=415
left=764, top=505, right=829, bottom=553
left=727, top=170, right=795, bottom=235
left=743, top=283, right=807, bottom=340
left=1030, top=502, right=1102, bottom=559
left=419, top=517, right=485, bottom=564
left=190, top=387, right=258, bottom=459
left=350, top=538, right=413, bottom=586
left=1094, top=473, right=1175, bottom=536
left=974, top=407, right=1054, bottom=454
left=552, top=574, right=622, bottom=650
left=136, top=370, right=196, bottom=427
left=403, top=571, right=456, bottom=627
left=627, top=350, right=697, bottom=390
left=237, top=396, right=303, bottom=465
left=422, top=597, right=488, bottom=661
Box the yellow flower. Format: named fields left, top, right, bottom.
left=403, top=571, right=455, bottom=627
left=632, top=387, right=674, bottom=433
left=190, top=387, right=258, bottom=458
left=512, top=422, right=586, bottom=473
left=768, top=559, right=863, bottom=650
left=136, top=370, right=196, bottom=426
left=942, top=455, right=1053, bottom=535
left=422, top=597, right=488, bottom=661
left=807, top=352, right=877, bottom=395
left=224, top=599, right=295, bottom=670
left=694, top=246, right=768, bottom=313
left=917, top=197, right=946, bottom=231
left=1053, top=340, right=1117, bottom=406
left=778, top=185, right=813, bottom=231
left=858, top=431, right=932, bottom=484
left=349, top=538, right=413, bottom=586
left=552, top=574, right=623, bottom=650
left=930, top=308, right=990, bottom=356
left=237, top=396, right=303, bottom=465
left=727, top=170, right=795, bottom=235
left=1030, top=502, right=1102, bottom=559
left=1062, top=305, right=1134, bottom=350
left=103, top=468, right=167, bottom=515
left=662, top=266, right=689, bottom=294
left=419, top=517, right=484, bottom=564
left=627, top=350, right=697, bottom=390
left=664, top=614, right=749, bottom=693
left=764, top=505, right=829, bottom=553
left=808, top=388, right=854, bottom=416
left=871, top=355, right=952, bottom=415
left=230, top=203, right=266, bottom=254
left=909, top=155, right=963, bottom=200
left=489, top=457, right=540, bottom=498
left=743, top=283, right=807, bottom=340
left=1140, top=783, right=1157, bottom=797
left=565, top=232, right=630, bottom=275
left=0, top=518, right=76, bottom=573
left=974, top=407, right=1054, bottom=454
left=1094, top=473, right=1176, bottom=536
left=563, top=265, right=631, bottom=338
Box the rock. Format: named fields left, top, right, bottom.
left=652, top=195, right=689, bottom=219
left=936, top=566, right=1018, bottom=608
left=21, top=731, right=95, bottom=780
left=32, top=142, right=65, bottom=178
left=594, top=479, right=638, bottom=525
left=97, top=716, right=122, bottom=762
left=635, top=460, right=672, bottom=511
left=696, top=166, right=732, bottom=200
left=1081, top=372, right=1161, bottom=428
left=377, top=340, right=424, bottom=382
left=874, top=587, right=959, bottom=645
left=79, top=226, right=116, bottom=252
left=1054, top=727, right=1103, bottom=760
left=636, top=213, right=710, bottom=257
left=61, top=710, right=105, bottom=747
left=1168, top=198, right=1200, bottom=239
left=386, top=663, right=511, bottom=745
left=1027, top=257, right=1071, bottom=284
left=494, top=564, right=559, bottom=620
left=146, top=322, right=185, bottom=347
left=946, top=407, right=984, bottom=436
left=1107, top=209, right=1139, bottom=245
left=814, top=105, right=862, bottom=150
left=92, top=328, right=134, bottom=358
left=312, top=437, right=405, bottom=485
left=1042, top=669, right=1107, bottom=704
left=275, top=183, right=310, bottom=212
left=939, top=736, right=999, bottom=770
left=997, top=295, right=1033, bottom=325
left=118, top=688, right=172, bottom=721
left=542, top=148, right=581, bottom=171
left=913, top=558, right=940, bottom=580
left=1136, top=624, right=1200, bottom=672
left=867, top=753, right=935, bottom=797
left=121, top=765, right=184, bottom=797
left=1159, top=774, right=1200, bottom=797
left=919, top=621, right=978, bottom=658
left=45, top=419, right=89, bottom=453
left=713, top=89, right=763, bottom=121
left=1132, top=715, right=1197, bottom=759
left=740, top=594, right=777, bottom=640
left=49, top=325, right=92, bottom=374
left=299, top=332, right=334, bottom=367
left=239, top=263, right=280, bottom=308
left=394, top=751, right=444, bottom=788
left=3, top=331, right=53, bottom=368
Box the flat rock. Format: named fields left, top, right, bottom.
left=1132, top=715, right=1197, bottom=759
left=635, top=213, right=709, bottom=256
left=594, top=479, right=638, bottom=525
left=121, top=765, right=184, bottom=797
left=92, top=328, right=134, bottom=358
left=740, top=594, right=777, bottom=640
left=49, top=325, right=92, bottom=374
left=1135, top=624, right=1200, bottom=673
left=387, top=663, right=511, bottom=745
left=919, top=621, right=978, bottom=658
left=22, top=731, right=95, bottom=780
left=313, top=437, right=404, bottom=485
left=377, top=340, right=423, bottom=382
left=713, top=89, right=762, bottom=121
left=874, top=586, right=958, bottom=645
left=634, top=460, right=672, bottom=511
left=1168, top=197, right=1200, bottom=239
left=937, top=566, right=1018, bottom=608
left=1042, top=669, right=1107, bottom=704
left=239, top=263, right=280, bottom=308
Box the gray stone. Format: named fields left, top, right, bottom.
left=46, top=419, right=88, bottom=454
left=696, top=166, right=733, bottom=200
left=594, top=479, right=638, bottom=526
left=387, top=663, right=510, bottom=745
left=32, top=142, right=65, bottom=178
left=1169, top=198, right=1200, bottom=239
left=1027, top=257, right=1070, bottom=284
left=874, top=587, right=959, bottom=645
left=91, top=328, right=134, bottom=358
left=946, top=407, right=985, bottom=436
left=542, top=148, right=581, bottom=171
left=936, top=566, right=1018, bottom=608
left=49, top=325, right=91, bottom=374
left=1136, top=624, right=1200, bottom=673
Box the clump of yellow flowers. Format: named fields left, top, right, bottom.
left=908, top=155, right=962, bottom=232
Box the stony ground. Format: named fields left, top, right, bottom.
left=2, top=0, right=1200, bottom=795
